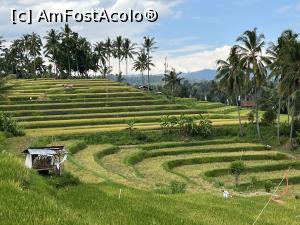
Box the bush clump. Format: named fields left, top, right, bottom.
left=169, top=180, right=186, bottom=194
left=261, top=109, right=277, bottom=125
left=230, top=161, right=246, bottom=187
left=46, top=172, right=80, bottom=189
left=0, top=112, right=24, bottom=136
left=134, top=131, right=152, bottom=142
left=68, top=140, right=87, bottom=154
left=264, top=180, right=274, bottom=193
left=250, top=176, right=259, bottom=189
left=154, top=180, right=186, bottom=194
left=247, top=111, right=255, bottom=124
left=160, top=114, right=213, bottom=137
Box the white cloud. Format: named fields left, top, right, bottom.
left=108, top=45, right=231, bottom=75
left=0, top=0, right=230, bottom=74
left=146, top=45, right=231, bottom=74
left=0, top=0, right=182, bottom=42
left=277, top=5, right=292, bottom=14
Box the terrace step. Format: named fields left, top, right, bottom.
left=0, top=99, right=169, bottom=111
left=8, top=104, right=186, bottom=117
left=1, top=96, right=155, bottom=105
left=15, top=109, right=205, bottom=122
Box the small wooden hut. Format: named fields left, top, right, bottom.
left=23, top=146, right=67, bottom=175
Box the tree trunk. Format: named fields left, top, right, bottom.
left=277, top=97, right=281, bottom=145
left=235, top=175, right=239, bottom=186
left=290, top=99, right=295, bottom=149
left=141, top=71, right=144, bottom=85
left=147, top=51, right=150, bottom=92
left=254, top=80, right=262, bottom=140
left=287, top=97, right=290, bottom=123
left=33, top=53, right=36, bottom=78
left=172, top=85, right=174, bottom=98
left=236, top=97, right=243, bottom=136
left=76, top=55, right=79, bottom=76
left=126, top=57, right=128, bottom=76
left=147, top=72, right=150, bottom=92
left=118, top=58, right=121, bottom=74
left=68, top=53, right=71, bottom=77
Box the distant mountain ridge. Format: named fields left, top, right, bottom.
left=180, top=69, right=216, bottom=81
left=119, top=69, right=216, bottom=85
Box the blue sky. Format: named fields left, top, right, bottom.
left=0, top=0, right=300, bottom=73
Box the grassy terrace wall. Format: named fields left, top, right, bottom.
left=4, top=79, right=246, bottom=136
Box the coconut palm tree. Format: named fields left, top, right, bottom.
left=61, top=24, right=73, bottom=76
left=122, top=38, right=136, bottom=76
left=104, top=37, right=113, bottom=68
left=216, top=46, right=245, bottom=136
left=163, top=68, right=183, bottom=98
left=94, top=41, right=107, bottom=72
left=236, top=28, right=271, bottom=140
left=143, top=36, right=157, bottom=91
left=268, top=30, right=298, bottom=145
left=113, top=36, right=123, bottom=74
left=44, top=29, right=60, bottom=78
left=278, top=39, right=300, bottom=147
left=132, top=49, right=148, bottom=85
left=28, top=32, right=42, bottom=77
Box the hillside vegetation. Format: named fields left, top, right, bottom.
left=0, top=149, right=299, bottom=225
left=3, top=79, right=244, bottom=137
left=1, top=79, right=300, bottom=225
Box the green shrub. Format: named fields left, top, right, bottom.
left=46, top=172, right=80, bottom=189
left=261, top=109, right=276, bottom=125
left=229, top=161, right=246, bottom=186
left=169, top=180, right=186, bottom=194
left=126, top=119, right=136, bottom=135
left=264, top=180, right=274, bottom=193
left=134, top=131, right=152, bottom=142
left=197, top=115, right=213, bottom=137
left=154, top=181, right=186, bottom=194
left=68, top=140, right=87, bottom=154
left=294, top=118, right=300, bottom=132
left=279, top=122, right=290, bottom=135
left=214, top=180, right=224, bottom=188
left=0, top=112, right=24, bottom=136
left=250, top=176, right=259, bottom=188
left=247, top=111, right=254, bottom=124
left=184, top=115, right=213, bottom=137
left=125, top=151, right=147, bottom=165
left=153, top=184, right=172, bottom=194
left=160, top=115, right=178, bottom=133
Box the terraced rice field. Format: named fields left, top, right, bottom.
left=66, top=139, right=300, bottom=194
left=4, top=79, right=246, bottom=137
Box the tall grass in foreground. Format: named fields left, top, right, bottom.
left=0, top=152, right=298, bottom=225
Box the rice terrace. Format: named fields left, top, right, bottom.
left=1, top=1, right=300, bottom=225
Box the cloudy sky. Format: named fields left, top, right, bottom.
left=1, top=0, right=300, bottom=74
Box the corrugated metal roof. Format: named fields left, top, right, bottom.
left=22, top=146, right=66, bottom=154
left=26, top=149, right=57, bottom=155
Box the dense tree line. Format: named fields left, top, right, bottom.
left=156, top=28, right=299, bottom=148
left=216, top=28, right=300, bottom=147
left=0, top=24, right=157, bottom=89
